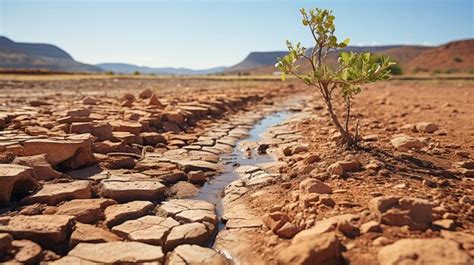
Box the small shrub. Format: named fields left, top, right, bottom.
left=453, top=57, right=463, bottom=63
left=133, top=71, right=141, bottom=75
left=277, top=8, right=393, bottom=147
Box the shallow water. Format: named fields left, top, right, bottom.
left=193, top=111, right=292, bottom=224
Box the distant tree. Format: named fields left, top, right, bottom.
left=277, top=8, right=394, bottom=147
left=133, top=71, right=141, bottom=75
left=105, top=71, right=114, bottom=75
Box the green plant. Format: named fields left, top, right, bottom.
left=133, top=71, right=141, bottom=75
left=277, top=8, right=394, bottom=147
left=372, top=55, right=402, bottom=75
left=105, top=71, right=114, bottom=75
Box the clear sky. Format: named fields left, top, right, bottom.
left=0, top=0, right=472, bottom=69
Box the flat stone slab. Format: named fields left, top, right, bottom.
left=157, top=199, right=217, bottom=226
left=175, top=160, right=220, bottom=172
left=62, top=242, right=164, bottom=264
left=168, top=244, right=230, bottom=265
left=22, top=180, right=92, bottom=205
left=104, top=201, right=154, bottom=228
left=112, top=215, right=179, bottom=246
left=99, top=180, right=165, bottom=202
left=0, top=164, right=36, bottom=203
left=70, top=223, right=121, bottom=248
left=54, top=198, right=117, bottom=223
left=164, top=222, right=211, bottom=251
left=0, top=215, right=75, bottom=251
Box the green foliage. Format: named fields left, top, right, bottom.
left=276, top=8, right=395, bottom=147
left=371, top=55, right=402, bottom=75
left=133, top=71, right=141, bottom=75
left=105, top=71, right=114, bottom=75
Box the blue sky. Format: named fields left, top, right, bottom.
left=0, top=0, right=472, bottom=69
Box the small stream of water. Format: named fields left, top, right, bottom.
left=193, top=111, right=293, bottom=230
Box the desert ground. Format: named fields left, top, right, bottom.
left=0, top=75, right=472, bottom=264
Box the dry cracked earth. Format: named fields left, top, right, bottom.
left=0, top=77, right=472, bottom=265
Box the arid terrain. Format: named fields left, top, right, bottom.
left=0, top=76, right=472, bottom=264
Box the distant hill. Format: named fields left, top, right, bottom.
left=225, top=40, right=474, bottom=75
left=224, top=51, right=288, bottom=73
left=0, top=36, right=102, bottom=73
left=406, top=39, right=474, bottom=72
left=97, top=63, right=226, bottom=75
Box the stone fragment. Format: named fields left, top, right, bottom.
left=433, top=219, right=456, bottom=230
left=9, top=240, right=42, bottom=264
left=55, top=198, right=117, bottom=223
left=360, top=221, right=382, bottom=233
left=0, top=164, right=37, bottom=203
left=99, top=179, right=165, bottom=202
left=112, top=215, right=179, bottom=246
left=415, top=122, right=439, bottom=133
left=22, top=181, right=92, bottom=205
left=390, top=134, right=423, bottom=149
left=378, top=238, right=472, bottom=265
left=167, top=244, right=230, bottom=265
left=104, top=201, right=154, bottom=228
left=70, top=223, right=121, bottom=248
left=164, top=222, right=211, bottom=251
left=175, top=160, right=219, bottom=172
left=65, top=242, right=165, bottom=264
left=139, top=88, right=153, bottom=99
left=277, top=232, right=342, bottom=265
left=141, top=132, right=166, bottom=146
left=299, top=178, right=332, bottom=194
left=0, top=215, right=75, bottom=251
left=13, top=154, right=62, bottom=181
left=0, top=233, right=13, bottom=254
left=276, top=222, right=299, bottom=239
left=188, top=170, right=206, bottom=184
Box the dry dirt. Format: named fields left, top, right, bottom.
left=0, top=76, right=472, bottom=264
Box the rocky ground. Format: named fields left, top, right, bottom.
left=0, top=77, right=472, bottom=264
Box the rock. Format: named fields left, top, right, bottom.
left=22, top=137, right=96, bottom=169
left=141, top=132, right=166, bottom=146
left=188, top=170, right=206, bottom=184
left=299, top=179, right=332, bottom=194
left=372, top=236, right=392, bottom=246
left=327, top=162, right=344, bottom=175
left=276, top=222, right=299, bottom=239
left=63, top=242, right=164, bottom=264
left=293, top=214, right=359, bottom=241
left=149, top=94, right=164, bottom=107
left=164, top=222, right=211, bottom=251
left=54, top=198, right=117, bottom=223
left=167, top=244, right=230, bottom=265
left=139, top=88, right=153, bottom=99
left=112, top=215, right=179, bottom=246
left=82, top=97, right=97, bottom=105
left=98, top=179, right=165, bottom=203
left=22, top=181, right=92, bottom=206
left=0, top=164, right=37, bottom=203
left=369, top=196, right=433, bottom=230
left=360, top=221, right=382, bottom=233
left=378, top=238, right=472, bottom=265
left=0, top=215, right=75, bottom=251
left=277, top=232, right=342, bottom=265
left=158, top=199, right=217, bottom=226
left=70, top=223, right=121, bottom=248
left=9, top=240, right=42, bottom=264
left=12, top=154, right=62, bottom=181
left=264, top=212, right=289, bottom=232
left=390, top=134, right=423, bottom=149
left=433, top=219, right=456, bottom=230
left=440, top=230, right=474, bottom=255
left=0, top=233, right=13, bottom=254
left=104, top=201, right=154, bottom=228
left=415, top=122, right=439, bottom=133
left=175, top=160, right=219, bottom=172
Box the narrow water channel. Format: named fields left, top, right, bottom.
left=193, top=111, right=293, bottom=229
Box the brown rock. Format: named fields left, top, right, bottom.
left=98, top=179, right=165, bottom=203
left=264, top=211, right=289, bottom=232
left=0, top=215, right=75, bottom=251
left=149, top=94, right=164, bottom=107
left=0, top=233, right=13, bottom=254
left=378, top=238, right=472, bottom=265
left=167, top=244, right=230, bottom=265
left=415, top=122, right=439, bottom=133
left=164, top=222, right=211, bottom=251
left=360, top=221, right=382, bottom=233
left=22, top=181, right=92, bottom=206
left=139, top=88, right=153, bottom=99
left=277, top=232, right=342, bottom=265
left=10, top=240, right=42, bottom=264
left=64, top=242, right=164, bottom=263
left=141, top=132, right=166, bottom=146
left=104, top=201, right=154, bottom=228
left=390, top=134, right=423, bottom=149
left=13, top=154, right=62, bottom=181
left=276, top=222, right=299, bottom=239
left=0, top=164, right=37, bottom=203
left=433, top=219, right=456, bottom=230
left=299, top=178, right=332, bottom=194
left=55, top=198, right=117, bottom=223
left=112, top=215, right=179, bottom=246
left=188, top=170, right=206, bottom=184
left=70, top=223, right=121, bottom=248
